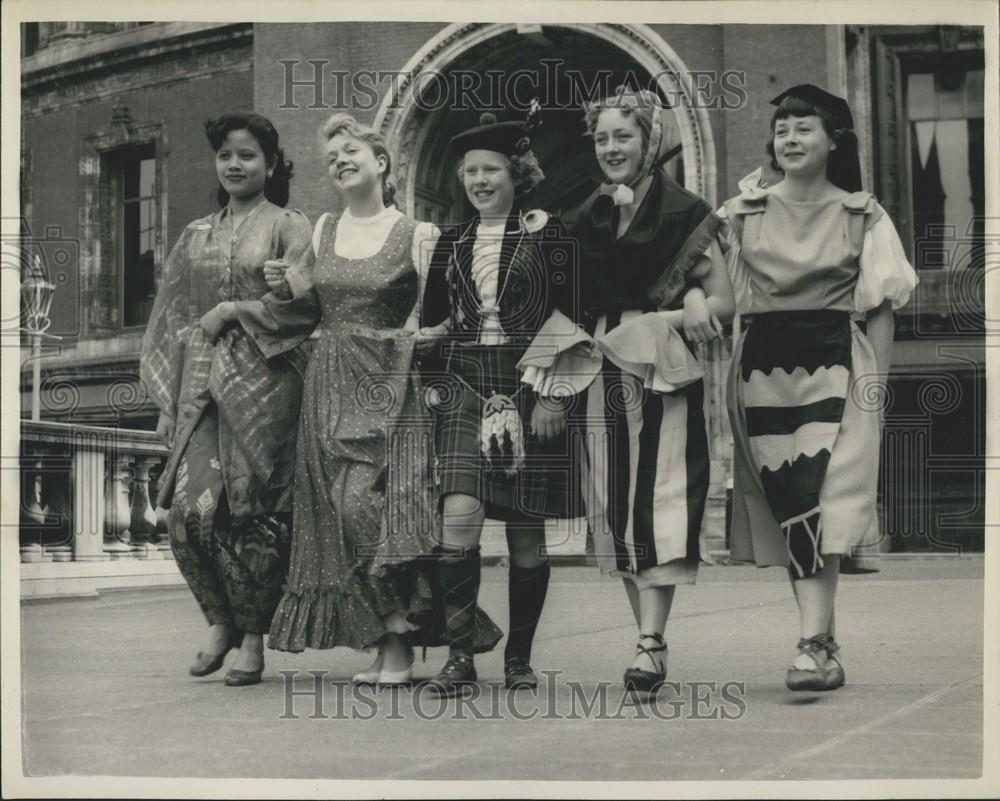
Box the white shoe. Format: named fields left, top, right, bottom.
left=352, top=652, right=383, bottom=685
left=352, top=669, right=380, bottom=685
left=376, top=665, right=413, bottom=686
left=377, top=644, right=414, bottom=687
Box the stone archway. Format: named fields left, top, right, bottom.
left=374, top=22, right=718, bottom=218
left=373, top=23, right=730, bottom=552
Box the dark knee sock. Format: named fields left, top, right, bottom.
left=438, top=546, right=482, bottom=658
left=504, top=560, right=550, bottom=664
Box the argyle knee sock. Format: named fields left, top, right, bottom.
left=438, top=546, right=482, bottom=658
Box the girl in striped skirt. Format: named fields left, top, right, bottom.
left=718, top=85, right=916, bottom=691
left=561, top=89, right=734, bottom=693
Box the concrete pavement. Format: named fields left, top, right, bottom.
left=17, top=558, right=985, bottom=782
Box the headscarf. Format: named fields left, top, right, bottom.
left=596, top=89, right=682, bottom=207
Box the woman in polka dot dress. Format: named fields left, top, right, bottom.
left=267, top=114, right=500, bottom=683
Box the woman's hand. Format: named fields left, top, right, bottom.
left=681, top=288, right=723, bottom=344
left=531, top=398, right=566, bottom=442
left=263, top=260, right=292, bottom=299
left=414, top=323, right=447, bottom=356
left=199, top=302, right=236, bottom=343
left=423, top=386, right=443, bottom=409
left=155, top=412, right=175, bottom=448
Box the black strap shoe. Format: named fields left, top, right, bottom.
left=427, top=654, right=477, bottom=697
left=623, top=632, right=667, bottom=694
left=786, top=633, right=845, bottom=692
left=504, top=657, right=539, bottom=690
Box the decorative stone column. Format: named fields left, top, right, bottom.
left=104, top=455, right=136, bottom=559
left=129, top=457, right=158, bottom=545
left=72, top=432, right=110, bottom=562
left=130, top=457, right=161, bottom=559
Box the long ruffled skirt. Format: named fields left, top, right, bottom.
left=268, top=325, right=501, bottom=652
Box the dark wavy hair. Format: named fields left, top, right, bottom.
left=205, top=112, right=293, bottom=207
left=766, top=95, right=862, bottom=192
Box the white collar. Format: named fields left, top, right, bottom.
left=342, top=205, right=400, bottom=225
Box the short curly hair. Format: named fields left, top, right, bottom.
left=455, top=149, right=545, bottom=198
left=319, top=112, right=397, bottom=208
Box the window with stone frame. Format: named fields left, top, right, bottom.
left=853, top=24, right=986, bottom=340
left=868, top=26, right=984, bottom=271
left=904, top=56, right=984, bottom=271
left=102, top=143, right=159, bottom=328
left=81, top=109, right=164, bottom=334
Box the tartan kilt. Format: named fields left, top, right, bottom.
left=430, top=341, right=579, bottom=521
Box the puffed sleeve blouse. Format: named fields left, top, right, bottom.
left=717, top=169, right=917, bottom=317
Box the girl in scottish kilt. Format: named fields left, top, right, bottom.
left=720, top=85, right=916, bottom=691
left=418, top=104, right=580, bottom=695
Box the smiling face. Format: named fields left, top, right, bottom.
left=772, top=114, right=835, bottom=179
left=325, top=131, right=385, bottom=196
left=593, top=108, right=645, bottom=186
left=461, top=149, right=515, bottom=219
left=215, top=128, right=270, bottom=202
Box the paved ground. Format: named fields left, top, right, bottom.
left=16, top=558, right=985, bottom=783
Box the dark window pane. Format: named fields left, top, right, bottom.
left=114, top=145, right=158, bottom=327
left=23, top=23, right=40, bottom=57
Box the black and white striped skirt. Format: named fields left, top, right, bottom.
left=583, top=311, right=709, bottom=585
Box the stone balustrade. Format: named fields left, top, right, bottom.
left=19, top=420, right=172, bottom=566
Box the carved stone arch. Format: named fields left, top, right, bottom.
left=374, top=22, right=718, bottom=215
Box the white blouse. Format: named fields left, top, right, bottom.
left=716, top=189, right=917, bottom=316
left=471, top=220, right=508, bottom=345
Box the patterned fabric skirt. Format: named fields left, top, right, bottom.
left=433, top=342, right=578, bottom=521
left=167, top=403, right=290, bottom=634
left=268, top=326, right=502, bottom=653
left=728, top=311, right=883, bottom=577
left=582, top=311, right=709, bottom=586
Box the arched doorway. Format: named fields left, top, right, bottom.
left=373, top=23, right=729, bottom=554
left=374, top=22, right=717, bottom=224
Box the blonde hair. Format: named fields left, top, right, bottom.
left=582, top=86, right=660, bottom=151
left=455, top=150, right=545, bottom=199
left=319, top=112, right=397, bottom=207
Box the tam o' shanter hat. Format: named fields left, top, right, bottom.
left=770, top=84, right=854, bottom=129
left=449, top=100, right=542, bottom=157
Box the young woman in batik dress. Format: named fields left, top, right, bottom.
left=141, top=112, right=320, bottom=687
